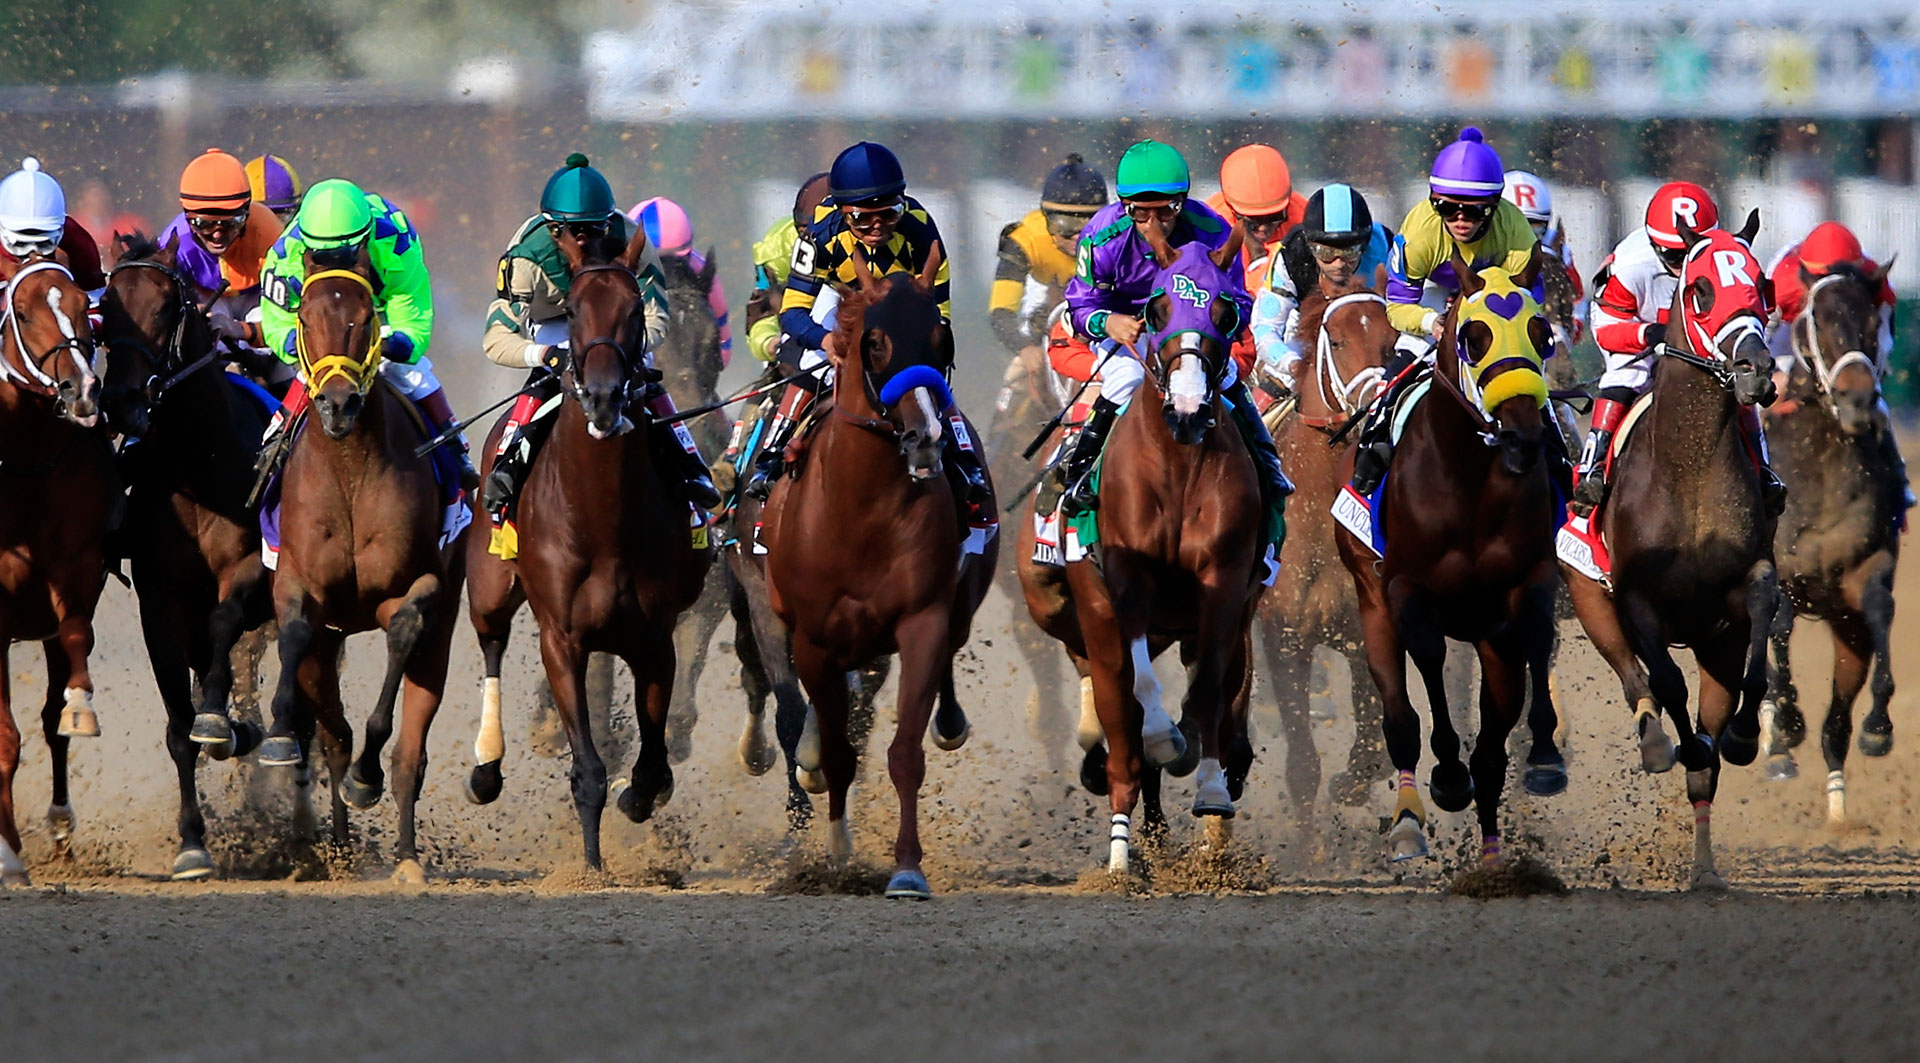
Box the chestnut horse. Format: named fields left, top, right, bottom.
left=464, top=224, right=712, bottom=870
left=1337, top=251, right=1563, bottom=870
left=1562, top=217, right=1777, bottom=890
left=98, top=234, right=275, bottom=879
left=254, top=250, right=468, bottom=883
left=1021, top=234, right=1267, bottom=874
left=0, top=253, right=111, bottom=886
left=1762, top=263, right=1902, bottom=818
left=762, top=246, right=994, bottom=899
left=1253, top=277, right=1395, bottom=819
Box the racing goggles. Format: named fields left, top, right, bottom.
left=0, top=228, right=60, bottom=259
left=1655, top=243, right=1689, bottom=271
left=1236, top=209, right=1291, bottom=238
left=1124, top=196, right=1185, bottom=223
left=546, top=217, right=611, bottom=242
left=840, top=199, right=905, bottom=231
left=1429, top=197, right=1495, bottom=223
left=188, top=210, right=247, bottom=236
left=1310, top=241, right=1364, bottom=266
left=1043, top=208, right=1098, bottom=238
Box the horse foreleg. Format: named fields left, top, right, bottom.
left=191, top=557, right=272, bottom=755
left=1689, top=632, right=1745, bottom=892
left=539, top=624, right=606, bottom=870
left=1719, top=560, right=1778, bottom=766
left=259, top=594, right=318, bottom=765
left=615, top=627, right=677, bottom=826
left=1566, top=575, right=1669, bottom=773
left=726, top=568, right=778, bottom=777
left=667, top=577, right=728, bottom=765
left=1470, top=632, right=1528, bottom=867
left=132, top=605, right=211, bottom=878
left=301, top=635, right=352, bottom=848
left=1356, top=585, right=1427, bottom=862
left=49, top=604, right=99, bottom=740
left=1817, top=617, right=1873, bottom=827
left=0, top=658, right=26, bottom=886
left=1520, top=581, right=1568, bottom=797
left=350, top=575, right=443, bottom=811
left=36, top=640, right=74, bottom=855
left=1403, top=599, right=1470, bottom=815
left=1764, top=590, right=1805, bottom=776
left=1262, top=622, right=1321, bottom=821
left=881, top=608, right=948, bottom=899
left=1180, top=591, right=1244, bottom=820
left=389, top=605, right=456, bottom=886
left=790, top=633, right=855, bottom=865
left=1856, top=557, right=1897, bottom=758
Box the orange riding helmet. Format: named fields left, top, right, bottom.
left=1218, top=144, right=1292, bottom=216
left=179, top=148, right=251, bottom=214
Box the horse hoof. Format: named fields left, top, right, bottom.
left=1, top=867, right=30, bottom=888
left=465, top=761, right=504, bottom=806
left=1163, top=731, right=1202, bottom=778
left=1719, top=721, right=1760, bottom=767
left=1191, top=760, right=1236, bottom=818
left=341, top=766, right=383, bottom=810
left=46, top=804, right=75, bottom=844
left=1858, top=729, right=1893, bottom=758
left=392, top=860, right=427, bottom=886
left=1523, top=758, right=1569, bottom=797
left=1387, top=814, right=1429, bottom=863
left=884, top=869, right=932, bottom=900
left=795, top=766, right=828, bottom=795
left=1638, top=723, right=1677, bottom=774
left=1428, top=763, right=1474, bottom=813
left=1079, top=744, right=1110, bottom=797
left=1141, top=721, right=1187, bottom=770
left=189, top=713, right=233, bottom=747
left=930, top=714, right=971, bottom=752
left=171, top=848, right=215, bottom=881
left=228, top=721, right=264, bottom=759
left=256, top=735, right=302, bottom=766
left=202, top=736, right=235, bottom=762
left=739, top=724, right=777, bottom=777
left=1690, top=869, right=1729, bottom=893
left=1763, top=752, right=1798, bottom=782
left=57, top=707, right=99, bottom=739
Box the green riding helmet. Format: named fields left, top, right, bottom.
left=297, top=178, right=374, bottom=250
left=540, top=152, right=617, bottom=223
left=1114, top=140, right=1190, bottom=199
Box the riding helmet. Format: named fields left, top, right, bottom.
left=246, top=154, right=305, bottom=214
left=1501, top=170, right=1553, bottom=224
left=1219, top=144, right=1292, bottom=216
left=540, top=153, right=618, bottom=224
left=1428, top=127, right=1505, bottom=199
left=1644, top=181, right=1720, bottom=250
left=0, top=157, right=66, bottom=242
left=1796, top=221, right=1864, bottom=272
left=1115, top=140, right=1189, bottom=199
left=1040, top=154, right=1109, bottom=211
left=829, top=142, right=907, bottom=203
left=296, top=179, right=375, bottom=250
left=1300, top=184, right=1374, bottom=247
left=179, top=148, right=251, bottom=214
left=630, top=196, right=694, bottom=257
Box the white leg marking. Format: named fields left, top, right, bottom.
left=0, top=837, right=25, bottom=883
left=1076, top=675, right=1101, bottom=751
left=827, top=816, right=853, bottom=866
left=1132, top=638, right=1180, bottom=765
left=1827, top=770, right=1847, bottom=824
left=475, top=677, right=505, bottom=764
left=1108, top=813, right=1131, bottom=874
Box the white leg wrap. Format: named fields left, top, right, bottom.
left=1108, top=813, right=1131, bottom=873
left=1131, top=637, right=1174, bottom=745
left=0, top=837, right=23, bottom=879
left=475, top=677, right=505, bottom=764
left=1076, top=675, right=1101, bottom=751
left=1827, top=770, right=1847, bottom=823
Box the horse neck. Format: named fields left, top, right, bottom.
left=0, top=376, right=71, bottom=458
left=305, top=383, right=413, bottom=479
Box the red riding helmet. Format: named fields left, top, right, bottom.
left=1645, top=181, right=1720, bottom=250
left=1797, top=221, right=1866, bottom=272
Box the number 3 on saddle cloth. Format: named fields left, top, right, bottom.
left=256, top=392, right=474, bottom=571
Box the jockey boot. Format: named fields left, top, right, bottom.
left=482, top=386, right=549, bottom=515
left=1225, top=379, right=1297, bottom=505
left=1738, top=405, right=1788, bottom=518
left=646, top=389, right=723, bottom=510
left=1348, top=353, right=1424, bottom=496
left=1569, top=391, right=1631, bottom=518
left=415, top=387, right=480, bottom=491
left=744, top=381, right=815, bottom=501
left=1061, top=396, right=1121, bottom=516
left=1878, top=428, right=1916, bottom=514
left=942, top=411, right=992, bottom=517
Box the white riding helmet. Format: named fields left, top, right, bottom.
left=0, top=157, right=66, bottom=258
left=1501, top=169, right=1552, bottom=225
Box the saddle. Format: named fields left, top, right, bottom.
left=1556, top=393, right=1652, bottom=586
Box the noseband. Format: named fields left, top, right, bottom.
left=1795, top=272, right=1879, bottom=407
left=297, top=269, right=383, bottom=394
left=104, top=256, right=217, bottom=400
left=1314, top=291, right=1388, bottom=419
left=0, top=259, right=94, bottom=398
left=564, top=263, right=651, bottom=407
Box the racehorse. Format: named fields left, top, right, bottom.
left=0, top=252, right=112, bottom=887
left=254, top=248, right=468, bottom=883
left=1561, top=215, right=1777, bottom=890
left=761, top=244, right=993, bottom=899
left=1337, top=249, right=1563, bottom=870
left=97, top=233, right=275, bottom=879
left=1021, top=231, right=1267, bottom=874
left=1253, top=276, right=1395, bottom=818
left=1762, top=261, right=1901, bottom=821
left=464, top=224, right=712, bottom=870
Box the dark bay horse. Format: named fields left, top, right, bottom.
left=1022, top=234, right=1267, bottom=874
left=1562, top=217, right=1777, bottom=890
left=1337, top=251, right=1563, bottom=870
left=255, top=251, right=468, bottom=884
left=1762, top=261, right=1901, bottom=821
left=464, top=224, right=712, bottom=870
left=1254, top=278, right=1396, bottom=820
left=98, top=234, right=275, bottom=879
left=0, top=253, right=112, bottom=886
left=762, top=245, right=994, bottom=899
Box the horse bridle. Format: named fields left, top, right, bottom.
left=564, top=262, right=652, bottom=407
left=1657, top=313, right=1764, bottom=394
left=1313, top=291, right=1388, bottom=420
left=103, top=256, right=218, bottom=401
left=1794, top=272, right=1879, bottom=406
left=297, top=269, right=384, bottom=394
left=0, top=258, right=94, bottom=399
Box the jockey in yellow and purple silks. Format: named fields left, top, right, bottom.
left=1349, top=126, right=1547, bottom=494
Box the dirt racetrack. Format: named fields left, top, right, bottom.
left=3, top=432, right=1918, bottom=1058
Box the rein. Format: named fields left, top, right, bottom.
left=104, top=257, right=221, bottom=401
left=0, top=259, right=92, bottom=396
left=1304, top=291, right=1388, bottom=429
left=297, top=268, right=382, bottom=393
left=1654, top=340, right=1737, bottom=391
left=564, top=262, right=648, bottom=408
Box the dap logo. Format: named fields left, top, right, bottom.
left=1170, top=274, right=1211, bottom=309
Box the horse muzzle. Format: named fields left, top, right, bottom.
left=899, top=427, right=945, bottom=481
left=1163, top=400, right=1215, bottom=446
left=314, top=387, right=364, bottom=440
left=1833, top=390, right=1879, bottom=438
left=1497, top=427, right=1542, bottom=476
left=55, top=375, right=101, bottom=428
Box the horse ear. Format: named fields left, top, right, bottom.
left=849, top=243, right=884, bottom=292
left=916, top=240, right=944, bottom=296
left=1451, top=246, right=1484, bottom=297
left=698, top=247, right=718, bottom=292
left=1735, top=208, right=1760, bottom=246
left=618, top=220, right=650, bottom=272
left=1798, top=263, right=1817, bottom=293
left=1514, top=243, right=1544, bottom=292
left=159, top=228, right=181, bottom=261
left=553, top=226, right=587, bottom=272
left=1140, top=223, right=1177, bottom=269
left=1678, top=221, right=1704, bottom=252
left=1211, top=219, right=1245, bottom=272
left=1870, top=254, right=1896, bottom=289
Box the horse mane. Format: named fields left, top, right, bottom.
left=114, top=230, right=162, bottom=263
left=1810, top=260, right=1876, bottom=294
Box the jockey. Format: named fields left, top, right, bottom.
left=158, top=149, right=287, bottom=381
left=1503, top=169, right=1587, bottom=343
left=1054, top=139, right=1291, bottom=517
left=1580, top=181, right=1785, bottom=517
left=1764, top=220, right=1911, bottom=510
left=1350, top=128, right=1542, bottom=493
left=257, top=177, right=478, bottom=488
left=0, top=157, right=107, bottom=295
left=744, top=172, right=831, bottom=365
left=746, top=141, right=990, bottom=511
left=245, top=154, right=305, bottom=225
left=479, top=155, right=718, bottom=513
left=629, top=195, right=732, bottom=367
left=1251, top=182, right=1393, bottom=393
left=988, top=153, right=1107, bottom=357
left=1206, top=144, right=1308, bottom=377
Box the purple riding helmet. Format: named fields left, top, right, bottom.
left=1428, top=127, right=1505, bottom=199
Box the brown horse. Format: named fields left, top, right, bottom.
left=1562, top=217, right=1777, bottom=890
left=1761, top=261, right=1901, bottom=820
left=1337, top=250, right=1562, bottom=870
left=97, top=234, right=275, bottom=879
left=464, top=224, right=712, bottom=870
left=762, top=246, right=993, bottom=899
left=1253, top=278, right=1396, bottom=820
left=253, top=251, right=467, bottom=883
left=0, top=253, right=112, bottom=886
left=1022, top=234, right=1266, bottom=874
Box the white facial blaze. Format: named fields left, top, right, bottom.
left=1167, top=352, right=1207, bottom=417
left=912, top=387, right=940, bottom=443
left=1711, top=249, right=1754, bottom=289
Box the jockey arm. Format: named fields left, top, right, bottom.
left=989, top=221, right=1039, bottom=353
left=746, top=218, right=797, bottom=362
left=482, top=250, right=562, bottom=369
left=1589, top=261, right=1661, bottom=355
left=367, top=201, right=433, bottom=364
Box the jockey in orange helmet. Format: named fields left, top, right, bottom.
left=1205, top=144, right=1308, bottom=378
left=158, top=149, right=286, bottom=379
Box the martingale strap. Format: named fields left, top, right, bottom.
left=296, top=268, right=382, bottom=392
